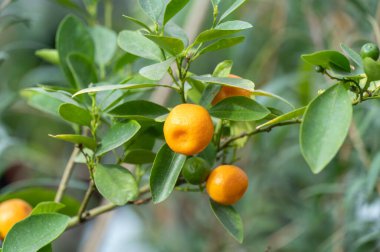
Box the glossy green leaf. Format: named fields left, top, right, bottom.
left=59, top=103, right=92, bottom=126
left=94, top=164, right=138, bottom=205
left=2, top=214, right=70, bottom=252
left=300, top=84, right=352, bottom=173
left=31, top=201, right=65, bottom=215
left=122, top=15, right=152, bottom=32
left=210, top=96, right=270, bottom=121
left=150, top=144, right=186, bottom=203
left=257, top=107, right=305, bottom=129
left=67, top=53, right=98, bottom=88
left=49, top=134, right=97, bottom=150
left=252, top=89, right=295, bottom=109
left=219, top=0, right=246, bottom=22
left=363, top=57, right=380, bottom=82
left=56, top=15, right=94, bottom=88
left=210, top=200, right=244, bottom=243
left=73, top=83, right=162, bottom=97
left=124, top=149, right=156, bottom=164
left=109, top=100, right=169, bottom=121
left=96, top=121, right=141, bottom=156
left=199, top=37, right=244, bottom=56
left=118, top=30, right=163, bottom=61
left=145, top=34, right=185, bottom=56
left=191, top=75, right=255, bottom=91
left=139, top=57, right=175, bottom=80
left=90, top=25, right=117, bottom=65
left=212, top=60, right=233, bottom=77
left=35, top=49, right=59, bottom=65
left=301, top=50, right=351, bottom=72
left=340, top=43, right=362, bottom=67
left=138, top=0, right=165, bottom=23
left=164, top=0, right=190, bottom=24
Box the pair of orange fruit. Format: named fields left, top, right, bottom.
left=163, top=74, right=251, bottom=205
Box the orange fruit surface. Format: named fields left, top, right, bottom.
left=211, top=74, right=252, bottom=105
left=164, top=103, right=214, bottom=155
left=0, top=199, right=32, bottom=239
left=206, top=165, right=248, bottom=205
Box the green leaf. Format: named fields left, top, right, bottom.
left=164, top=21, right=189, bottom=46
left=139, top=57, right=175, bottom=80
left=164, top=0, right=190, bottom=24
left=73, top=83, right=162, bottom=97
left=300, top=84, right=352, bottom=173
left=340, top=43, right=362, bottom=67
left=90, top=25, right=117, bottom=65
left=209, top=96, right=270, bottom=121
left=363, top=57, right=380, bottom=82
left=59, top=103, right=92, bottom=127
left=94, top=164, right=138, bottom=205
left=194, top=20, right=252, bottom=44
left=301, top=50, right=351, bottom=72
left=191, top=75, right=255, bottom=91
left=35, top=49, right=59, bottom=65
left=150, top=144, right=186, bottom=203
left=199, top=84, right=221, bottom=107
left=124, top=149, right=156, bottom=164
left=108, top=100, right=169, bottom=121
left=49, top=134, right=97, bottom=150
left=138, top=0, right=165, bottom=23
left=2, top=213, right=70, bottom=252
left=145, top=34, right=185, bottom=56
left=31, top=201, right=65, bottom=215
left=96, top=121, right=141, bottom=156
left=118, top=30, right=163, bottom=61
left=210, top=200, right=244, bottom=243
left=199, top=37, right=244, bottom=56
left=67, top=53, right=98, bottom=88
left=122, top=15, right=152, bottom=32
left=252, top=89, right=295, bottom=109
left=257, top=107, right=305, bottom=129
left=212, top=60, right=233, bottom=77
left=56, top=15, right=94, bottom=88
left=219, top=0, right=246, bottom=22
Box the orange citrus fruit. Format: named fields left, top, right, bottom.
left=211, top=74, right=252, bottom=105
left=0, top=199, right=32, bottom=239
left=206, top=165, right=248, bottom=205
left=164, top=103, right=214, bottom=155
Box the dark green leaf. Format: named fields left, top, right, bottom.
left=212, top=60, right=233, bottom=77
left=67, top=53, right=98, bottom=88
left=145, top=34, right=185, bottom=56
left=257, top=107, right=305, bottom=129
left=150, top=144, right=186, bottom=203
left=209, top=96, right=270, bottom=121
left=109, top=100, right=169, bottom=121
left=31, top=201, right=65, bottom=215
left=164, top=0, right=190, bottom=25
left=35, top=49, right=59, bottom=65
left=301, top=50, right=351, bottom=72
left=300, top=84, right=352, bottom=173
left=38, top=244, right=52, bottom=252
left=139, top=57, right=175, bottom=80
left=59, top=103, right=92, bottom=127
left=210, top=200, right=244, bottom=243
left=124, top=149, right=156, bottom=164
left=49, top=134, right=97, bottom=150
left=138, top=0, right=165, bottom=23
left=191, top=75, right=255, bottom=91
left=199, top=37, right=244, bottom=56
left=363, top=57, right=380, bottom=82
left=118, top=30, right=163, bottom=61
left=94, top=164, right=138, bottom=205
left=90, top=25, right=117, bottom=65
left=96, top=121, right=141, bottom=156
left=2, top=214, right=70, bottom=252
left=219, top=0, right=246, bottom=22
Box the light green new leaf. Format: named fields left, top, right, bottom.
left=145, top=34, right=185, bottom=56
left=94, top=164, right=138, bottom=205
left=96, top=121, right=141, bottom=156
left=90, top=25, right=117, bottom=65
left=209, top=96, right=270, bottom=121
left=199, top=36, right=244, bottom=56
left=31, top=201, right=65, bottom=215
left=210, top=200, right=244, bottom=243
left=301, top=50, right=351, bottom=72
left=67, top=53, right=98, bottom=88
left=257, top=107, right=305, bottom=129
left=300, top=84, right=352, bottom=173
left=164, top=0, right=190, bottom=25
left=219, top=0, right=246, bottom=22
left=150, top=144, right=186, bottom=203
left=49, top=134, right=97, bottom=150
left=35, top=49, right=59, bottom=65
left=139, top=57, right=175, bottom=80
left=138, top=0, right=165, bottom=23
left=191, top=75, right=255, bottom=91
left=2, top=213, right=70, bottom=252
left=59, top=103, right=92, bottom=127
left=118, top=30, right=163, bottom=61
left=109, top=100, right=169, bottom=121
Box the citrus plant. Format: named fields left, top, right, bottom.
left=1, top=0, right=380, bottom=251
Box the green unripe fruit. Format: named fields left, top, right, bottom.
left=182, top=157, right=211, bottom=185
left=360, top=43, right=380, bottom=61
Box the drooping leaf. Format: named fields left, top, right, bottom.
left=2, top=214, right=70, bottom=252
left=209, top=96, right=270, bottom=121
left=59, top=103, right=92, bottom=127
left=96, top=121, right=141, bottom=156
left=210, top=200, right=244, bottom=243
left=90, top=25, right=117, bottom=65
left=108, top=100, right=169, bottom=121
left=31, top=201, right=65, bottom=215
left=150, top=144, right=186, bottom=203
left=49, top=134, right=97, bottom=150
left=219, top=0, right=246, bottom=22
left=191, top=75, right=255, bottom=91
left=145, top=34, right=185, bottom=56
left=301, top=50, right=351, bottom=72
left=257, top=107, right=305, bottom=129
left=199, top=37, right=245, bottom=56
left=300, top=84, right=352, bottom=173
left=164, top=0, right=190, bottom=25
left=94, top=164, right=138, bottom=205
left=138, top=0, right=165, bottom=23
left=139, top=57, right=175, bottom=80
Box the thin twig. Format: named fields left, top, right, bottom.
left=77, top=180, right=96, bottom=222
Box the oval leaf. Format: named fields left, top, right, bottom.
left=49, top=134, right=97, bottom=150
left=150, top=144, right=186, bottom=203
left=139, top=57, right=175, bottom=80
left=300, top=84, right=352, bottom=173
left=210, top=200, right=244, bottom=243
left=164, top=0, right=190, bottom=25
left=138, top=0, right=164, bottom=23
left=145, top=35, right=185, bottom=56
left=31, top=201, right=65, bottom=215
left=59, top=103, right=92, bottom=126
left=191, top=75, right=255, bottom=92
left=94, top=164, right=138, bottom=205
left=2, top=213, right=70, bottom=252
left=301, top=50, right=351, bottom=72
left=199, top=37, right=244, bottom=56
left=108, top=100, right=169, bottom=121
left=90, top=25, right=117, bottom=65
left=209, top=96, right=270, bottom=121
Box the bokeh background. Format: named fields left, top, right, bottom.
left=1, top=0, right=380, bottom=251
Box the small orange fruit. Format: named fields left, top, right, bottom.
left=0, top=199, right=32, bottom=239
left=206, top=165, right=248, bottom=205
left=164, top=103, right=214, bottom=155
left=211, top=74, right=252, bottom=105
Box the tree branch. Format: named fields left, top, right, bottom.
left=77, top=180, right=96, bottom=222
